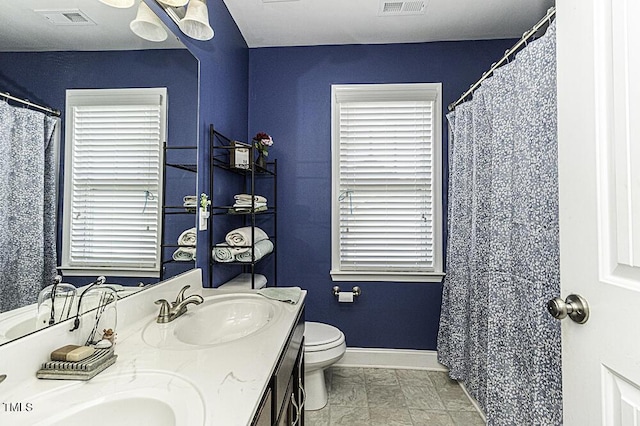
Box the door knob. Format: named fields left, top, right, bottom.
left=547, top=294, right=589, bottom=324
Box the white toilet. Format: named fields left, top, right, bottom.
left=304, top=321, right=347, bottom=410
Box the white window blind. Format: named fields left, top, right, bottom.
left=62, top=89, right=166, bottom=277
left=331, top=84, right=443, bottom=282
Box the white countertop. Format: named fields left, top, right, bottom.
left=0, top=270, right=306, bottom=426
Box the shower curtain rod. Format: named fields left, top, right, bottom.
left=0, top=91, right=61, bottom=117
left=448, top=6, right=556, bottom=112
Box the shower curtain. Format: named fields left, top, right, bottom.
left=0, top=101, right=58, bottom=313
left=437, top=22, right=561, bottom=425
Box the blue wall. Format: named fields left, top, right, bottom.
left=248, top=40, right=516, bottom=349
left=0, top=49, right=199, bottom=286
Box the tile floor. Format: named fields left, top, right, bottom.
left=304, top=367, right=485, bottom=426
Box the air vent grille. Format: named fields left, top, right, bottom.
left=379, top=1, right=426, bottom=16
left=383, top=2, right=404, bottom=13
left=35, top=9, right=96, bottom=26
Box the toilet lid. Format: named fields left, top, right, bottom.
left=305, top=322, right=343, bottom=347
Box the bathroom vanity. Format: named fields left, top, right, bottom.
left=253, top=306, right=304, bottom=426
left=0, top=270, right=306, bottom=425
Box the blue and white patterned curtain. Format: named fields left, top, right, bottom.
left=0, top=101, right=58, bottom=313
left=438, top=21, right=561, bottom=425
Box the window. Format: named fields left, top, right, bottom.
left=331, top=83, right=444, bottom=282
left=62, top=88, right=167, bottom=277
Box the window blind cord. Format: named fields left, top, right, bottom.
left=142, top=190, right=155, bottom=214
left=338, top=189, right=354, bottom=215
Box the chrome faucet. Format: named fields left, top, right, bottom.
left=155, top=285, right=204, bottom=323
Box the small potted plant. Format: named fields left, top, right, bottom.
left=252, top=132, right=273, bottom=169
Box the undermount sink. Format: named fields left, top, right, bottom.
left=10, top=371, right=206, bottom=426
left=143, top=293, right=279, bottom=349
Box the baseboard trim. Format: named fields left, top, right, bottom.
left=335, top=347, right=448, bottom=371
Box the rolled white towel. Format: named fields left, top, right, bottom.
left=212, top=244, right=249, bottom=262
left=234, top=193, right=267, bottom=204
left=235, top=239, right=274, bottom=262
left=173, top=247, right=196, bottom=261
left=225, top=226, right=268, bottom=247
left=178, top=227, right=197, bottom=246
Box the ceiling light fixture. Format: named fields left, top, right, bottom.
left=130, top=1, right=168, bottom=42
left=178, top=0, right=214, bottom=41
left=98, top=0, right=135, bottom=8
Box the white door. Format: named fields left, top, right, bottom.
left=557, top=0, right=640, bottom=424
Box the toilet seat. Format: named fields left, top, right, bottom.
left=305, top=322, right=345, bottom=353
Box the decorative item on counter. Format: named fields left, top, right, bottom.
left=94, top=339, right=113, bottom=349
left=36, top=347, right=117, bottom=381
left=50, top=345, right=95, bottom=362
left=37, top=278, right=77, bottom=329
left=83, top=288, right=118, bottom=346
left=102, top=328, right=116, bottom=344
left=252, top=132, right=273, bottom=170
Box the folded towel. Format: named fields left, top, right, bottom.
left=228, top=205, right=268, bottom=214
left=234, top=194, right=267, bottom=204
left=173, top=247, right=196, bottom=261
left=219, top=273, right=267, bottom=289
left=233, top=201, right=267, bottom=208
left=178, top=227, right=197, bottom=246
left=183, top=195, right=197, bottom=207
left=257, top=287, right=302, bottom=304
left=235, top=239, right=274, bottom=262
left=212, top=244, right=249, bottom=263
left=225, top=226, right=269, bottom=247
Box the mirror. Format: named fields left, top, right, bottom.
left=0, top=0, right=199, bottom=345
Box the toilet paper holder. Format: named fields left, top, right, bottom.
left=332, top=286, right=361, bottom=299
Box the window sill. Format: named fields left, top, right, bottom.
left=60, top=267, right=160, bottom=279
left=330, top=270, right=445, bottom=283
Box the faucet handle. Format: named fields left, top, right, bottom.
left=174, top=285, right=191, bottom=306
left=155, top=299, right=171, bottom=323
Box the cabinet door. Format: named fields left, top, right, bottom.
left=253, top=387, right=272, bottom=426
left=277, top=377, right=295, bottom=426
left=294, top=342, right=305, bottom=425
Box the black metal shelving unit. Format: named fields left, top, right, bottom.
left=209, top=124, right=278, bottom=289
left=159, top=143, right=199, bottom=281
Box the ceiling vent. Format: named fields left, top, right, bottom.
left=378, top=1, right=427, bottom=16
left=35, top=9, right=96, bottom=26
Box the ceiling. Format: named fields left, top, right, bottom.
left=223, top=0, right=556, bottom=48
left=0, top=0, right=555, bottom=52
left=0, top=0, right=183, bottom=52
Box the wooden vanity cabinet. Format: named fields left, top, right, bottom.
left=252, top=308, right=305, bottom=426
left=254, top=388, right=272, bottom=426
